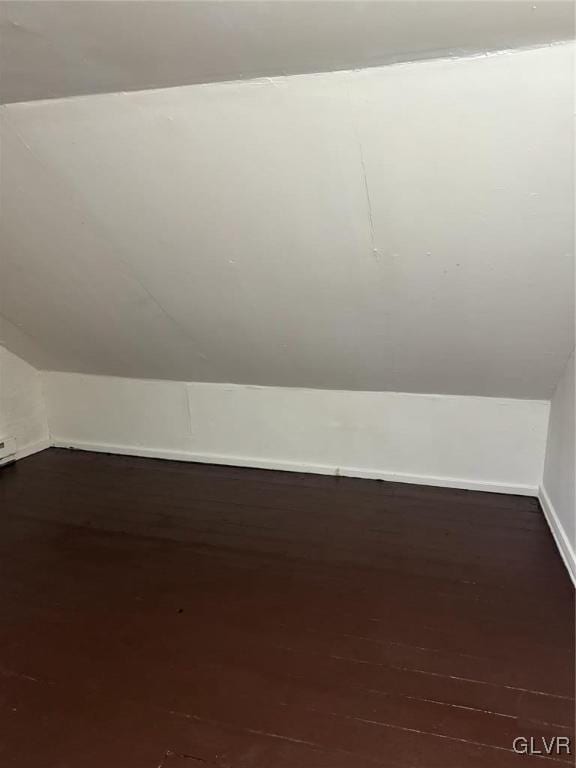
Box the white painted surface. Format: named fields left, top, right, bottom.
left=1, top=0, right=572, bottom=103
left=0, top=313, right=53, bottom=371
left=539, top=486, right=576, bottom=586
left=2, top=44, right=573, bottom=398
left=0, top=346, right=50, bottom=460
left=44, top=371, right=550, bottom=495
left=0, top=436, right=17, bottom=466
left=541, top=350, right=575, bottom=581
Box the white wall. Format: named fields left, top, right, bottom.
left=0, top=346, right=49, bottom=460
left=44, top=371, right=549, bottom=495
left=1, top=43, right=573, bottom=399
left=0, top=40, right=572, bottom=574
left=2, top=0, right=572, bottom=103
left=540, top=350, right=575, bottom=584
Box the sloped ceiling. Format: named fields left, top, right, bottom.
left=0, top=0, right=574, bottom=104
left=1, top=43, right=573, bottom=398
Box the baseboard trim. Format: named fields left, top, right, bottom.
left=51, top=438, right=538, bottom=496
left=15, top=437, right=52, bottom=462
left=538, top=485, right=576, bottom=587
left=1, top=437, right=51, bottom=467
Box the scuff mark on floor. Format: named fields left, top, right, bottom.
left=156, top=747, right=211, bottom=767
left=0, top=665, right=47, bottom=684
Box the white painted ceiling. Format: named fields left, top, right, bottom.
left=1, top=44, right=573, bottom=398
left=0, top=0, right=574, bottom=104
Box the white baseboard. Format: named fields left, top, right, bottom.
left=539, top=485, right=576, bottom=587
left=15, top=437, right=51, bottom=462
left=52, top=438, right=538, bottom=496
left=1, top=436, right=51, bottom=467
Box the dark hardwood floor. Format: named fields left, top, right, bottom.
left=0, top=448, right=574, bottom=767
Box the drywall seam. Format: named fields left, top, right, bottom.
left=42, top=369, right=554, bottom=405
left=185, top=382, right=195, bottom=436
left=539, top=485, right=576, bottom=587
left=2, top=40, right=571, bottom=109
left=1, top=116, right=213, bottom=368
left=43, top=372, right=549, bottom=494
left=38, top=362, right=52, bottom=448
left=345, top=76, right=379, bottom=260
left=0, top=312, right=46, bottom=368
left=51, top=439, right=539, bottom=497
left=3, top=44, right=572, bottom=396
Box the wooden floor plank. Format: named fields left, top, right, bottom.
left=0, top=448, right=573, bottom=767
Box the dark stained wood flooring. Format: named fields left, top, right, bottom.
left=0, top=448, right=574, bottom=767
